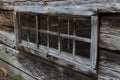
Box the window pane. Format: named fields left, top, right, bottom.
left=29, top=31, right=36, bottom=43
left=49, top=35, right=58, bottom=49
left=60, top=18, right=73, bottom=35
left=20, top=14, right=27, bottom=27
left=75, top=18, right=91, bottom=38
left=39, top=33, right=47, bottom=46
left=69, top=19, right=74, bottom=35
left=39, top=15, right=47, bottom=30
left=21, top=29, right=28, bottom=41
left=60, top=18, right=68, bottom=34
left=75, top=41, right=90, bottom=58
left=61, top=38, right=73, bottom=54
left=28, top=15, right=36, bottom=28
left=49, top=16, right=59, bottom=32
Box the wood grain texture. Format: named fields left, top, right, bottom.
left=1, top=1, right=120, bottom=80
left=99, top=14, right=120, bottom=51
left=0, top=11, right=13, bottom=28
left=98, top=49, right=120, bottom=80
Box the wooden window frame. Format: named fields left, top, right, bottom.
left=14, top=11, right=98, bottom=71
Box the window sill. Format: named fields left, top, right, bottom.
left=18, top=41, right=97, bottom=76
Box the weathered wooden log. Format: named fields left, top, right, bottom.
left=98, top=49, right=120, bottom=80
left=0, top=30, right=15, bottom=48
left=99, top=14, right=120, bottom=51
left=0, top=11, right=13, bottom=27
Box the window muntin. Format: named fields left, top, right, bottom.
left=17, top=13, right=98, bottom=69
left=19, top=13, right=91, bottom=57
left=60, top=18, right=74, bottom=35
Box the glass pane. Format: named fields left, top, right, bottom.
left=49, top=16, right=59, bottom=32
left=39, top=15, right=47, bottom=30
left=60, top=18, right=73, bottom=35
left=61, top=38, right=73, bottom=54
left=60, top=18, right=68, bottom=34
left=69, top=19, right=74, bottom=35
left=29, top=30, right=36, bottom=43
left=75, top=17, right=91, bottom=38
left=39, top=32, right=47, bottom=46
left=75, top=41, right=90, bottom=58
left=21, top=29, right=28, bottom=41
left=49, top=35, right=58, bottom=49
left=28, top=15, right=36, bottom=28
left=20, top=14, right=27, bottom=27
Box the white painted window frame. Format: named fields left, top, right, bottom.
left=14, top=6, right=98, bottom=71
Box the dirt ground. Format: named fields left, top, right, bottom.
left=0, top=71, right=12, bottom=80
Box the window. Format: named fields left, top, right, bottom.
left=15, top=12, right=98, bottom=69
left=19, top=14, right=36, bottom=43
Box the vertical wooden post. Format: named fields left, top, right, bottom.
left=14, top=12, right=19, bottom=49
left=90, top=16, right=98, bottom=69
left=47, top=16, right=49, bottom=48
left=36, top=15, right=39, bottom=48
left=73, top=19, right=76, bottom=56
left=58, top=17, right=61, bottom=53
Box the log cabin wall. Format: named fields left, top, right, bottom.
left=98, top=13, right=120, bottom=80
left=0, top=0, right=120, bottom=80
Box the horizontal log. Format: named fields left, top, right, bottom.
left=98, top=49, right=120, bottom=80
left=0, top=60, right=37, bottom=80
left=14, top=6, right=97, bottom=16
left=99, top=15, right=120, bottom=50
left=0, top=43, right=42, bottom=80
left=0, top=2, right=14, bottom=10
left=0, top=30, right=16, bottom=48
left=0, top=11, right=13, bottom=27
